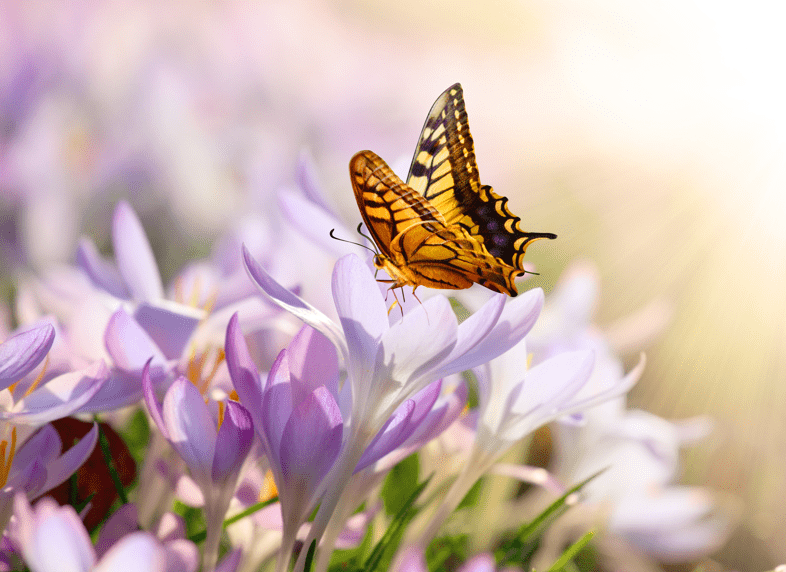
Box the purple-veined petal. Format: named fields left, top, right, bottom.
left=430, top=289, right=543, bottom=381
left=355, top=399, right=416, bottom=473
left=105, top=308, right=167, bottom=374
left=287, top=325, right=339, bottom=405
left=142, top=360, right=169, bottom=440
left=224, top=313, right=266, bottom=434
left=75, top=369, right=153, bottom=414
left=278, top=386, right=343, bottom=489
left=332, top=256, right=388, bottom=384
left=10, top=424, right=61, bottom=474
left=93, top=531, right=166, bottom=572
left=39, top=423, right=98, bottom=494
left=162, top=378, right=216, bottom=483
left=133, top=302, right=203, bottom=361
left=95, top=504, right=139, bottom=558
left=212, top=400, right=254, bottom=484
left=76, top=238, right=130, bottom=299
left=2, top=361, right=109, bottom=425
left=258, top=350, right=293, bottom=465
left=15, top=496, right=96, bottom=572
left=379, top=296, right=457, bottom=391
left=112, top=201, right=164, bottom=302
left=0, top=323, right=55, bottom=390
left=243, top=245, right=346, bottom=357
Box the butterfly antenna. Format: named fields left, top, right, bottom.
left=356, top=223, right=378, bottom=253
left=329, top=228, right=378, bottom=255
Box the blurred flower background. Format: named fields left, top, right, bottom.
left=2, top=0, right=785, bottom=568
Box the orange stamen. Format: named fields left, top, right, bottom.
left=0, top=427, right=18, bottom=488
left=259, top=469, right=278, bottom=503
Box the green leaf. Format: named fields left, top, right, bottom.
left=546, top=529, right=595, bottom=571
left=382, top=453, right=420, bottom=516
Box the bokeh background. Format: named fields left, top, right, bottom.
left=2, top=1, right=785, bottom=566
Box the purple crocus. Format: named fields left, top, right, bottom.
left=0, top=324, right=55, bottom=391
left=142, top=363, right=254, bottom=572
left=243, top=249, right=543, bottom=570
left=226, top=315, right=343, bottom=572
left=9, top=494, right=190, bottom=572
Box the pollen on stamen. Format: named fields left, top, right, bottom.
left=10, top=355, right=51, bottom=399
left=0, top=427, right=18, bottom=488
left=259, top=469, right=279, bottom=503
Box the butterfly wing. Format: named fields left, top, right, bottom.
left=406, top=83, right=556, bottom=272
left=350, top=150, right=519, bottom=295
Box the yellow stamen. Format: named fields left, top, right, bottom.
left=201, top=289, right=218, bottom=315
left=259, top=469, right=278, bottom=503
left=188, top=275, right=202, bottom=308
left=174, top=276, right=185, bottom=305
left=217, top=400, right=226, bottom=430
left=228, top=389, right=240, bottom=402
left=14, top=355, right=51, bottom=398
left=0, top=427, right=18, bottom=488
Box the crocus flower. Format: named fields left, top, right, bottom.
left=0, top=324, right=55, bottom=390
left=0, top=423, right=98, bottom=532
left=142, top=362, right=254, bottom=572
left=243, top=250, right=543, bottom=570
left=9, top=494, right=188, bottom=572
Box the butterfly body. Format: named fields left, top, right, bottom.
left=350, top=83, right=556, bottom=297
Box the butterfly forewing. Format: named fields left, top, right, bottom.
left=406, top=83, right=556, bottom=272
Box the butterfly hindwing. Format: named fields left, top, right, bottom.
left=406, top=83, right=556, bottom=273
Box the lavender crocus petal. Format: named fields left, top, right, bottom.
left=16, top=497, right=96, bottom=572
left=105, top=308, right=167, bottom=373
left=332, top=254, right=388, bottom=379
left=75, top=238, right=129, bottom=299
left=10, top=424, right=61, bottom=476
left=511, top=351, right=595, bottom=418
left=287, top=326, right=340, bottom=404
left=379, top=296, right=457, bottom=388
left=457, top=554, right=496, bottom=572
left=162, top=378, right=216, bottom=483
left=489, top=464, right=566, bottom=495
left=0, top=323, right=54, bottom=389
left=224, top=313, right=263, bottom=419
left=243, top=245, right=346, bottom=357
left=278, top=386, right=343, bottom=486
left=278, top=191, right=350, bottom=258
left=112, top=201, right=164, bottom=302
left=557, top=353, right=646, bottom=419
left=355, top=399, right=416, bottom=473
left=431, top=289, right=543, bottom=381
left=162, top=539, right=199, bottom=572
left=93, top=531, right=166, bottom=572
left=95, top=504, right=139, bottom=558
left=212, top=401, right=254, bottom=484
left=40, top=423, right=98, bottom=494
left=133, top=302, right=204, bottom=361
left=142, top=361, right=168, bottom=442
left=215, top=547, right=242, bottom=572
left=3, top=360, right=109, bottom=425
left=296, top=149, right=337, bottom=217
left=259, top=350, right=293, bottom=465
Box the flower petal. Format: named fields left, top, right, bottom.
left=112, top=201, right=164, bottom=302
left=40, top=423, right=99, bottom=494
left=224, top=313, right=264, bottom=431
left=212, top=400, right=254, bottom=484
left=287, top=326, right=339, bottom=405
left=3, top=361, right=109, bottom=425
left=162, top=378, right=216, bottom=483
left=0, top=323, right=55, bottom=390
left=133, top=302, right=204, bottom=361
left=93, top=531, right=166, bottom=572
left=105, top=308, right=167, bottom=374
left=243, top=245, right=346, bottom=357
left=76, top=238, right=130, bottom=299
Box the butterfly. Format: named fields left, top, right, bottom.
left=350, top=83, right=556, bottom=297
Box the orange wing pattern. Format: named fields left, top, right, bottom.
left=406, top=83, right=556, bottom=272
left=350, top=151, right=520, bottom=296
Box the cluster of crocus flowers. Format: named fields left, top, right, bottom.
left=0, top=182, right=734, bottom=572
